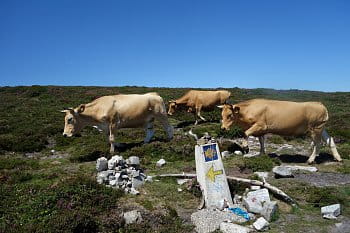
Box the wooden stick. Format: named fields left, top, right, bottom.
left=153, top=173, right=297, bottom=206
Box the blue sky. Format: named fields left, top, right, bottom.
left=0, top=0, right=349, bottom=91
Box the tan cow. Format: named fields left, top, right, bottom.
left=61, top=93, right=173, bottom=153
left=218, top=99, right=342, bottom=164
left=168, top=90, right=231, bottom=125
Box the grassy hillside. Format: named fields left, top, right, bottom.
left=0, top=85, right=349, bottom=153
left=1, top=86, right=350, bottom=232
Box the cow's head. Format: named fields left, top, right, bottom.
left=168, top=100, right=177, bottom=115
left=218, top=104, right=240, bottom=130
left=61, top=104, right=85, bottom=137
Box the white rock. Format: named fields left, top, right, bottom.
left=321, top=204, right=341, bottom=218
left=254, top=172, right=269, bottom=180
left=243, top=197, right=263, bottom=214
left=272, top=166, right=293, bottom=178
left=251, top=185, right=261, bottom=190
left=123, top=210, right=142, bottom=224
left=221, top=151, right=231, bottom=158
left=253, top=217, right=269, bottom=231
left=220, top=222, right=252, bottom=233
left=243, top=189, right=271, bottom=214
left=96, top=157, right=108, bottom=172
left=131, top=170, right=140, bottom=178
left=50, top=149, right=55, bottom=154
left=243, top=153, right=260, bottom=158
left=234, top=150, right=243, bottom=156
left=129, top=187, right=140, bottom=195
left=145, top=176, right=153, bottom=182
left=177, top=188, right=183, bottom=192
left=109, top=179, right=117, bottom=186
left=233, top=195, right=243, bottom=204
left=246, top=188, right=270, bottom=203
left=284, top=165, right=318, bottom=173
left=323, top=214, right=337, bottom=219
left=156, top=158, right=166, bottom=167
left=177, top=178, right=191, bottom=185
left=128, top=156, right=140, bottom=166
left=96, top=171, right=110, bottom=184
left=261, top=201, right=278, bottom=221
left=108, top=155, right=120, bottom=170
left=132, top=177, right=145, bottom=189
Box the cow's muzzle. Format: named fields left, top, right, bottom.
left=62, top=133, right=73, bottom=137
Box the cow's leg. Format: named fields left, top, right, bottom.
left=307, top=130, right=322, bottom=164
left=144, top=119, right=155, bottom=143
left=155, top=114, right=174, bottom=140
left=243, top=123, right=266, bottom=154
left=196, top=106, right=206, bottom=122
left=322, top=130, right=342, bottom=162
left=258, top=135, right=266, bottom=155
left=109, top=122, right=116, bottom=154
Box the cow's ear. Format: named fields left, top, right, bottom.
left=233, top=106, right=240, bottom=114
left=77, top=104, right=85, bottom=113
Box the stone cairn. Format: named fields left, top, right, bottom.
left=96, top=155, right=151, bottom=195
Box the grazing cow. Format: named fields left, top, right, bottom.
left=218, top=99, right=342, bottom=164
left=168, top=90, right=231, bottom=125
left=61, top=93, right=173, bottom=153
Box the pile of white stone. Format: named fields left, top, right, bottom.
left=191, top=186, right=278, bottom=233
left=96, top=155, right=151, bottom=195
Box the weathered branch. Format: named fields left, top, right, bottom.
left=153, top=173, right=297, bottom=206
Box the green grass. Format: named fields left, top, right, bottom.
left=0, top=86, right=350, bottom=232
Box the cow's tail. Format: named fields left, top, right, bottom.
left=318, top=102, right=329, bottom=123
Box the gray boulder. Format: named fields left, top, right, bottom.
left=321, top=204, right=341, bottom=219
left=132, top=177, right=145, bottom=189
left=253, top=217, right=269, bottom=231
left=96, top=157, right=108, bottom=172
left=261, top=201, right=277, bottom=221
left=97, top=171, right=111, bottom=184
left=221, top=151, right=231, bottom=158
left=128, top=156, right=140, bottom=166
left=272, top=166, right=293, bottom=178
left=243, top=188, right=272, bottom=215
left=123, top=210, right=143, bottom=224
left=220, top=222, right=252, bottom=233
left=156, top=158, right=166, bottom=167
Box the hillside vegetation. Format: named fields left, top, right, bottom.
left=1, top=86, right=350, bottom=232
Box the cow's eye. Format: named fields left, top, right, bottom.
left=67, top=117, right=73, bottom=124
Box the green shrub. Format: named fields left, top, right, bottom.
left=0, top=175, right=124, bottom=232
left=217, top=125, right=245, bottom=138
left=269, top=135, right=285, bottom=144
left=240, top=155, right=279, bottom=172
left=0, top=157, right=39, bottom=170
left=305, top=187, right=347, bottom=207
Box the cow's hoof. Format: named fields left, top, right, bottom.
left=307, top=160, right=314, bottom=165
left=243, top=147, right=249, bottom=154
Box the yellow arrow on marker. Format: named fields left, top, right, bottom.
left=206, top=165, right=223, bottom=182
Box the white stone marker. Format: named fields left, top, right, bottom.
left=195, top=143, right=233, bottom=209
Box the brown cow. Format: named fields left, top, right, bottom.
left=218, top=99, right=342, bottom=164
left=168, top=90, right=231, bottom=125
left=61, top=93, right=173, bottom=153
